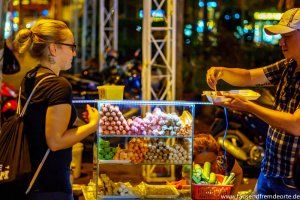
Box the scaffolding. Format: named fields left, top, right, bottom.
left=142, top=0, right=177, bottom=101
left=142, top=0, right=177, bottom=182
left=81, top=0, right=98, bottom=70
left=99, top=0, right=118, bottom=71
left=70, top=0, right=118, bottom=72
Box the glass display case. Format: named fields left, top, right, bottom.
left=73, top=100, right=209, bottom=200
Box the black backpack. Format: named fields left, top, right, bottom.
left=0, top=75, right=54, bottom=188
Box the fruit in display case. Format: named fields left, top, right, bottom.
left=98, top=174, right=140, bottom=197
left=127, top=138, right=149, bottom=163
left=98, top=139, right=117, bottom=160
left=71, top=100, right=209, bottom=199
left=98, top=104, right=192, bottom=136
left=97, top=137, right=191, bottom=164
left=144, top=138, right=191, bottom=164
left=99, top=104, right=130, bottom=135
left=113, top=144, right=129, bottom=160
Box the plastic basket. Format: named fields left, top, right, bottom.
left=192, top=184, right=233, bottom=200
left=97, top=85, right=124, bottom=100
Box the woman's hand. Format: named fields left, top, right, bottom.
left=84, top=104, right=100, bottom=125
left=206, top=67, right=223, bottom=90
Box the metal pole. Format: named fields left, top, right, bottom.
left=171, top=0, right=176, bottom=101
left=113, top=0, right=118, bottom=51
left=91, top=0, right=97, bottom=58
left=81, top=0, right=88, bottom=70
left=99, top=0, right=104, bottom=71
left=142, top=0, right=151, bottom=100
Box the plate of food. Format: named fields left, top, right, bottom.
left=203, top=90, right=261, bottom=103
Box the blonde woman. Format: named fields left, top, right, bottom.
left=2, top=19, right=100, bottom=200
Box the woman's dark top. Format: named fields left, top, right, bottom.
left=21, top=67, right=77, bottom=193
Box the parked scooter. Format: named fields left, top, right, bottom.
left=1, top=82, right=18, bottom=123
left=65, top=49, right=142, bottom=100
left=1, top=42, right=20, bottom=124
left=210, top=88, right=274, bottom=177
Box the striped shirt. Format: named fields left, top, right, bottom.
left=262, top=58, right=300, bottom=178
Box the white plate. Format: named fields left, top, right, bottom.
left=203, top=89, right=261, bottom=103
left=99, top=160, right=131, bottom=164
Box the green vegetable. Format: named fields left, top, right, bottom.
left=222, top=176, right=228, bottom=185
left=98, top=148, right=104, bottom=154
left=183, top=165, right=191, bottom=173
left=194, top=164, right=201, bottom=170
left=228, top=178, right=236, bottom=185
left=105, top=154, right=111, bottom=160
left=192, top=175, right=201, bottom=184
left=111, top=147, right=117, bottom=153
left=208, top=172, right=216, bottom=184
left=203, top=162, right=211, bottom=178
left=99, top=139, right=105, bottom=145
left=201, top=173, right=209, bottom=182
left=104, top=140, right=110, bottom=147
left=109, top=152, right=115, bottom=157
left=224, top=172, right=235, bottom=185
left=104, top=147, right=110, bottom=153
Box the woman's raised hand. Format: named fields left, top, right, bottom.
left=83, top=104, right=100, bottom=126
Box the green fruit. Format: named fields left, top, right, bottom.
left=111, top=147, right=117, bottom=153
left=104, top=147, right=110, bottom=153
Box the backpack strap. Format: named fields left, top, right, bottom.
left=19, top=75, right=56, bottom=117
left=17, top=75, right=56, bottom=195
left=25, top=149, right=50, bottom=194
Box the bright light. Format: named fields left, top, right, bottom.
left=225, top=15, right=230, bottom=20
left=197, top=21, right=204, bottom=33
left=13, top=23, right=18, bottom=31
left=207, top=2, right=217, bottom=8
left=136, top=26, right=142, bottom=32
left=13, top=17, right=19, bottom=24
left=199, top=1, right=217, bottom=8
left=234, top=13, right=240, bottom=19
left=196, top=20, right=214, bottom=33
left=184, top=29, right=192, bottom=37
left=185, top=39, right=191, bottom=44
left=254, top=12, right=282, bottom=20
left=139, top=9, right=165, bottom=22
left=41, top=9, right=49, bottom=16
left=186, top=24, right=192, bottom=29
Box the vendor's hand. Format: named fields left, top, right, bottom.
left=83, top=104, right=100, bottom=125
left=206, top=67, right=223, bottom=90
left=214, top=94, right=250, bottom=112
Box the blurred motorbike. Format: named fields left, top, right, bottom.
left=210, top=88, right=274, bottom=177
left=1, top=82, right=18, bottom=122
left=66, top=48, right=142, bottom=100
left=1, top=42, right=20, bottom=124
